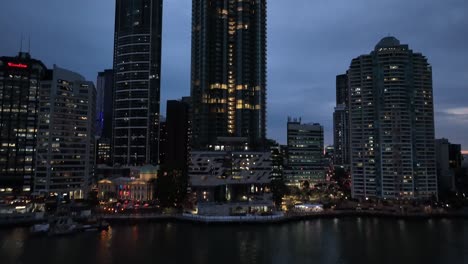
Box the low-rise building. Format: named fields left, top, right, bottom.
left=189, top=151, right=274, bottom=216
left=97, top=165, right=158, bottom=201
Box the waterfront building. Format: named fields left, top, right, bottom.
left=190, top=0, right=267, bottom=150
left=348, top=36, right=437, bottom=199
left=97, top=164, right=157, bottom=201
left=113, top=0, right=163, bottom=166
left=0, top=52, right=47, bottom=196
left=284, top=118, right=325, bottom=186
left=189, top=149, right=274, bottom=216
left=34, top=66, right=96, bottom=198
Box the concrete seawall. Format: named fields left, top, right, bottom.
left=1, top=210, right=467, bottom=227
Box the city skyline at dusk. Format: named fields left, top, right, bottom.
left=0, top=0, right=467, bottom=148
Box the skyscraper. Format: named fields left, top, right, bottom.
left=348, top=36, right=437, bottom=199
left=285, top=118, right=325, bottom=186
left=190, top=0, right=267, bottom=150
left=35, top=66, right=96, bottom=198
left=96, top=69, right=114, bottom=166
left=96, top=69, right=114, bottom=140
left=113, top=0, right=163, bottom=166
left=333, top=73, right=350, bottom=166
left=0, top=52, right=47, bottom=196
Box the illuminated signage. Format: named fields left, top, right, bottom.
left=7, top=62, right=28, bottom=68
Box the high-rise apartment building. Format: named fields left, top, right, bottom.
left=348, top=36, right=437, bottom=199
left=285, top=118, right=325, bottom=186
left=113, top=0, right=163, bottom=166
left=333, top=74, right=350, bottom=166
left=0, top=52, right=47, bottom=195
left=190, top=0, right=267, bottom=150
left=35, top=66, right=96, bottom=198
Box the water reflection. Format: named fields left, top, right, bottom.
left=0, top=219, right=466, bottom=264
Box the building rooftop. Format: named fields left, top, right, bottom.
left=375, top=36, right=401, bottom=49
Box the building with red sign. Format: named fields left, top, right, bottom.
left=0, top=52, right=47, bottom=196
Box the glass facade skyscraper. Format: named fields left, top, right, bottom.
left=113, top=0, right=163, bottom=166
left=348, top=37, right=437, bottom=199
left=191, top=0, right=267, bottom=150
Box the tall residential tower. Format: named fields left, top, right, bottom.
left=348, top=37, right=437, bottom=199
left=191, top=0, right=267, bottom=150
left=113, top=0, right=163, bottom=166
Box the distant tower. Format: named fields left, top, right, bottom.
left=112, top=0, right=163, bottom=166
left=285, top=118, right=325, bottom=186
left=348, top=37, right=437, bottom=199
left=96, top=69, right=114, bottom=166
left=333, top=74, right=350, bottom=166
left=190, top=0, right=267, bottom=150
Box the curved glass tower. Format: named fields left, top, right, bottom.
left=191, top=0, right=267, bottom=150
left=113, top=0, right=163, bottom=166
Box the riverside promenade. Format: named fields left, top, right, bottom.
left=97, top=209, right=468, bottom=224
left=1, top=209, right=467, bottom=227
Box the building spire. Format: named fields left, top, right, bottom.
left=20, top=33, right=23, bottom=52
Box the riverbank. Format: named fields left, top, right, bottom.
left=98, top=209, right=468, bottom=224
left=1, top=209, right=467, bottom=227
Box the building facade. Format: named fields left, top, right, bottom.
left=0, top=52, right=47, bottom=195
left=96, top=69, right=114, bottom=139
left=113, top=0, right=163, bottom=166
left=435, top=138, right=462, bottom=195
left=96, top=69, right=114, bottom=166
left=285, top=118, right=325, bottom=186
left=34, top=66, right=96, bottom=198
left=159, top=99, right=190, bottom=168
left=190, top=0, right=267, bottom=150
left=189, top=150, right=273, bottom=215
left=333, top=74, right=350, bottom=166
left=348, top=37, right=437, bottom=199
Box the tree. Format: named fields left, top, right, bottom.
left=271, top=179, right=287, bottom=209
left=155, top=165, right=188, bottom=208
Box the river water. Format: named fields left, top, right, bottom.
left=0, top=218, right=467, bottom=264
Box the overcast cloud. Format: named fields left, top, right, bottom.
left=1, top=0, right=467, bottom=148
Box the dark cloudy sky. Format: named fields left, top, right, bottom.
left=1, top=0, right=467, bottom=148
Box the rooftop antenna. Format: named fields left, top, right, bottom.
left=20, top=33, right=23, bottom=52
left=28, top=35, right=31, bottom=54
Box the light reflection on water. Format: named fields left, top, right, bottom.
left=0, top=218, right=466, bottom=264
